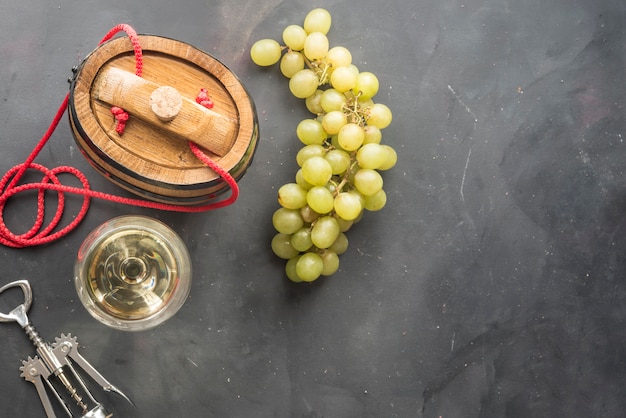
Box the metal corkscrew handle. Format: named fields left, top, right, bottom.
left=0, top=279, right=33, bottom=327
left=1, top=280, right=133, bottom=417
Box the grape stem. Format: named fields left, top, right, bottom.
left=301, top=54, right=331, bottom=86
left=331, top=159, right=358, bottom=196
left=317, top=64, right=331, bottom=85
left=334, top=178, right=348, bottom=195
left=342, top=92, right=365, bottom=126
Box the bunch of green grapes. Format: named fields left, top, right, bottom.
left=251, top=8, right=397, bottom=282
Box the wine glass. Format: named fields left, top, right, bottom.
left=74, top=215, right=192, bottom=331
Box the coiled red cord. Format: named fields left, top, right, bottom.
left=0, top=24, right=239, bottom=248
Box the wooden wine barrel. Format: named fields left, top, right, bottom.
left=68, top=34, right=258, bottom=204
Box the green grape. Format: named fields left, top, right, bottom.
left=291, top=227, right=313, bottom=252
left=286, top=256, right=303, bottom=282
left=272, top=207, right=304, bottom=234
left=337, top=123, right=365, bottom=151
left=272, top=207, right=304, bottom=235
left=353, top=71, right=379, bottom=100
left=305, top=89, right=324, bottom=114
left=303, top=32, right=329, bottom=61
left=283, top=24, right=307, bottom=51
left=273, top=207, right=305, bottom=232
left=325, top=181, right=337, bottom=195
left=301, top=205, right=321, bottom=223
left=296, top=119, right=327, bottom=145
left=304, top=8, right=332, bottom=35
left=327, top=46, right=352, bottom=68
left=278, top=183, right=308, bottom=209
left=358, top=98, right=374, bottom=110
left=352, top=208, right=364, bottom=224
left=330, top=134, right=346, bottom=151
left=295, top=169, right=314, bottom=190
left=345, top=167, right=357, bottom=185
left=301, top=156, right=333, bottom=186
left=280, top=51, right=305, bottom=78
left=330, top=66, right=357, bottom=92
left=296, top=252, right=324, bottom=282
left=353, top=168, right=383, bottom=196
left=334, top=192, right=363, bottom=221
left=363, top=125, right=382, bottom=144
left=306, top=186, right=335, bottom=214
left=311, top=216, right=340, bottom=249
left=325, top=149, right=351, bottom=175
left=289, top=69, right=320, bottom=98
left=320, top=88, right=347, bottom=112
left=271, top=233, right=300, bottom=259
left=347, top=64, right=360, bottom=77
left=250, top=38, right=282, bottom=66
left=356, top=143, right=388, bottom=169
left=363, top=189, right=387, bottom=211
left=320, top=250, right=340, bottom=276
left=329, top=232, right=349, bottom=254
left=296, top=144, right=325, bottom=167
left=321, top=110, right=347, bottom=135
left=366, top=103, right=393, bottom=129
left=349, top=189, right=366, bottom=206
left=334, top=216, right=353, bottom=233
left=378, top=145, right=397, bottom=170
left=348, top=189, right=365, bottom=217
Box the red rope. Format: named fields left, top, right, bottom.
left=196, top=88, right=214, bottom=109
left=0, top=24, right=239, bottom=248
left=100, top=24, right=144, bottom=77
left=103, top=24, right=141, bottom=135
left=110, top=106, right=129, bottom=134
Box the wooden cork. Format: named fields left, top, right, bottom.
left=150, top=86, right=183, bottom=122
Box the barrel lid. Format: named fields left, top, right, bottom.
left=69, top=35, right=258, bottom=204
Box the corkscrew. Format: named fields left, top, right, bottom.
left=0, top=280, right=133, bottom=417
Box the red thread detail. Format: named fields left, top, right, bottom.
left=0, top=94, right=90, bottom=248
left=0, top=25, right=239, bottom=248
left=101, top=25, right=143, bottom=134
left=99, top=24, right=143, bottom=76
left=111, top=106, right=129, bottom=134
left=196, top=88, right=214, bottom=109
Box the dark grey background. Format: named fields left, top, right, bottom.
left=1, top=0, right=625, bottom=417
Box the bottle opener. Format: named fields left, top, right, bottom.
left=0, top=280, right=133, bottom=417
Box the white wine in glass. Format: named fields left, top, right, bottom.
left=75, top=215, right=192, bottom=331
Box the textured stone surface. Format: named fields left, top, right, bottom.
left=0, top=0, right=624, bottom=416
